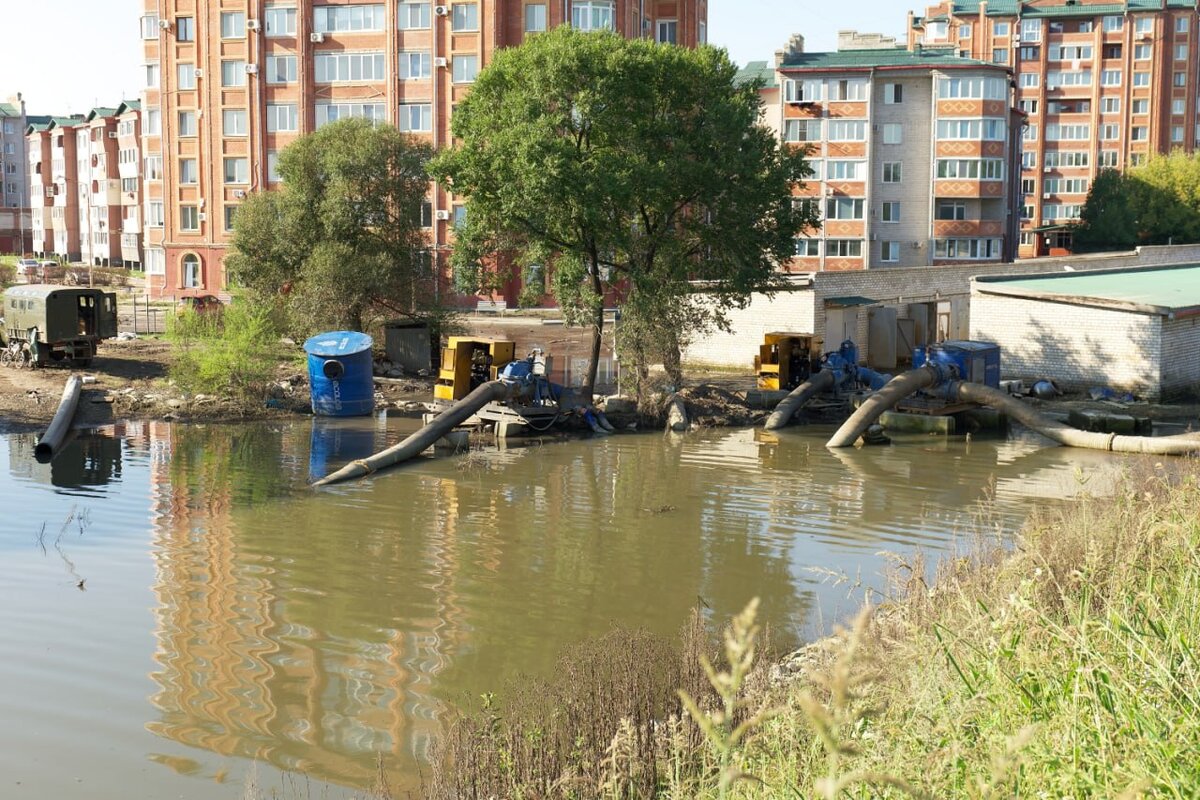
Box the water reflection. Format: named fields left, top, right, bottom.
left=5, top=429, right=123, bottom=494
left=132, top=421, right=1127, bottom=791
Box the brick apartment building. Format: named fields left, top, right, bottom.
left=26, top=105, right=144, bottom=267
left=140, top=0, right=709, bottom=300
left=912, top=0, right=1200, bottom=257
left=0, top=96, right=30, bottom=254
left=766, top=32, right=1023, bottom=272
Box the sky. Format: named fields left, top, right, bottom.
left=0, top=0, right=906, bottom=116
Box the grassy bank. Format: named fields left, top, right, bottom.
left=420, top=464, right=1200, bottom=799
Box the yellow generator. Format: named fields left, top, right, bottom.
left=754, top=332, right=821, bottom=391
left=434, top=337, right=516, bottom=401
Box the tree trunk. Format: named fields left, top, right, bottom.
left=661, top=324, right=683, bottom=389
left=580, top=259, right=604, bottom=403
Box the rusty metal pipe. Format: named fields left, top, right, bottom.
left=35, top=374, right=82, bottom=461
left=764, top=369, right=836, bottom=431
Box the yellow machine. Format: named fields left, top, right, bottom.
left=754, top=332, right=821, bottom=391
left=434, top=337, right=516, bottom=401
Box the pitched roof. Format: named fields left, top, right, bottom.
left=0, top=102, right=22, bottom=118
left=735, top=60, right=778, bottom=89
left=780, top=47, right=1002, bottom=71
left=115, top=100, right=141, bottom=115
left=85, top=106, right=119, bottom=122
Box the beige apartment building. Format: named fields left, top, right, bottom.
left=772, top=33, right=1023, bottom=273
left=1, top=96, right=30, bottom=254
left=141, top=0, right=709, bottom=300
left=912, top=0, right=1200, bottom=257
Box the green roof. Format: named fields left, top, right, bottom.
left=45, top=116, right=85, bottom=130
left=781, top=47, right=1000, bottom=71
left=0, top=103, right=21, bottom=118
left=946, top=1, right=1194, bottom=16
left=116, top=100, right=141, bottom=114
left=735, top=60, right=778, bottom=89
left=976, top=264, right=1200, bottom=315
left=85, top=106, right=119, bottom=122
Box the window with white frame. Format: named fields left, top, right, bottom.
left=315, top=102, right=386, bottom=126
left=1133, top=98, right=1149, bottom=113
left=399, top=103, right=432, bottom=132
left=881, top=201, right=901, bottom=222
left=881, top=241, right=900, bottom=262
left=313, top=4, right=385, bottom=32
left=1135, top=43, right=1151, bottom=60
left=1133, top=72, right=1150, bottom=86
left=1174, top=98, right=1186, bottom=115
left=267, top=55, right=297, bottom=83
left=884, top=83, right=903, bottom=104
left=179, top=158, right=198, bottom=184
left=224, top=157, right=249, bottom=184
left=400, top=51, right=431, bottom=79
left=223, top=109, right=248, bottom=136
left=525, top=3, right=547, bottom=32
left=936, top=200, right=966, bottom=220
left=994, top=21, right=1009, bottom=36
left=141, top=14, right=159, bottom=38
left=1135, top=16, right=1153, bottom=34
left=882, top=123, right=902, bottom=144
left=657, top=19, right=678, bottom=44
left=1132, top=126, right=1149, bottom=140
left=829, top=78, right=869, bottom=101
left=1021, top=18, right=1041, bottom=41
left=266, top=6, right=297, bottom=35
left=453, top=55, right=478, bottom=83
left=178, top=111, right=197, bottom=137
left=221, top=11, right=245, bottom=38
left=177, top=64, right=196, bottom=90
left=1102, top=15, right=1123, bottom=32
left=827, top=120, right=866, bottom=141
left=181, top=253, right=201, bottom=284
left=825, top=160, right=865, bottom=180
left=882, top=162, right=902, bottom=182
left=1019, top=72, right=1039, bottom=88
left=934, top=238, right=1001, bottom=259
left=146, top=109, right=161, bottom=135
left=826, top=239, right=863, bottom=257
left=1045, top=123, right=1090, bottom=141
left=314, top=52, right=386, bottom=82
left=144, top=155, right=162, bottom=180
left=936, top=118, right=1007, bottom=141
left=222, top=60, right=247, bottom=87
left=452, top=3, right=479, bottom=30
left=782, top=119, right=821, bottom=142
left=398, top=1, right=431, bottom=29
left=1177, top=16, right=1189, bottom=32
left=572, top=0, right=614, bottom=30
left=783, top=78, right=822, bottom=103
left=1045, top=70, right=1092, bottom=88
left=1101, top=123, right=1120, bottom=140
left=698, top=20, right=706, bottom=44
left=794, top=238, right=820, bottom=257
left=825, top=198, right=864, bottom=220
left=145, top=63, right=159, bottom=88
left=267, top=151, right=281, bottom=182
left=266, top=104, right=298, bottom=132
left=1049, top=44, right=1092, bottom=60
left=936, top=158, right=1005, bottom=179
left=1102, top=97, right=1120, bottom=113
left=176, top=16, right=195, bottom=40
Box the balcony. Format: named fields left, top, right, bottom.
left=934, top=179, right=1006, bottom=198
left=932, top=219, right=1004, bottom=238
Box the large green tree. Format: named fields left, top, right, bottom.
left=227, top=118, right=436, bottom=334
left=1074, top=152, right=1200, bottom=252
left=432, top=28, right=815, bottom=400
left=1071, top=169, right=1141, bottom=252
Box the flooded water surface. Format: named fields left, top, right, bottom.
left=0, top=418, right=1130, bottom=797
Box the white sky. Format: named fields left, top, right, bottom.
left=0, top=0, right=906, bottom=115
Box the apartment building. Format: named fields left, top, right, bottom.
left=43, top=116, right=84, bottom=262
left=775, top=33, right=1023, bottom=272
left=142, top=0, right=708, bottom=300
left=27, top=118, right=56, bottom=258
left=912, top=0, right=1200, bottom=257
left=0, top=96, right=30, bottom=254
left=77, top=107, right=123, bottom=266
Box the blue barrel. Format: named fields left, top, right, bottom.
left=303, top=331, right=375, bottom=417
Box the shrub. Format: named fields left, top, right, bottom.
left=167, top=300, right=282, bottom=401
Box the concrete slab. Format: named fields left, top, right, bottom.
left=880, top=410, right=955, bottom=435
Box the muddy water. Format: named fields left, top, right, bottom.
left=0, top=419, right=1130, bottom=797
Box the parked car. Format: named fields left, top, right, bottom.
left=15, top=259, right=39, bottom=280
left=178, top=294, right=225, bottom=315
left=37, top=260, right=64, bottom=283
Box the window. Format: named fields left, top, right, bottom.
left=1178, top=45, right=1189, bottom=61
left=420, top=201, right=433, bottom=228
left=1102, top=97, right=1120, bottom=113
left=1042, top=178, right=1089, bottom=194
left=315, top=102, right=386, bottom=126
left=782, top=119, right=821, bottom=142
left=926, top=21, right=948, bottom=41
left=936, top=201, right=966, bottom=221
left=221, top=11, right=245, bottom=38
left=1177, top=16, right=1189, bottom=33
left=698, top=21, right=706, bottom=44
left=222, top=60, right=247, bottom=87
left=784, top=79, right=823, bottom=103
left=267, top=55, right=297, bottom=83
left=1101, top=123, right=1120, bottom=140
left=1172, top=125, right=1185, bottom=143
left=453, top=205, right=467, bottom=227
left=146, top=200, right=164, bottom=226
left=141, top=14, right=159, bottom=38
left=266, top=6, right=297, bottom=36
left=1040, top=204, right=1083, bottom=223
left=144, top=155, right=162, bottom=180
left=572, top=0, right=614, bottom=31
left=826, top=160, right=864, bottom=180
left=398, top=1, right=431, bottom=29
left=1133, top=98, right=1149, bottom=114
left=936, top=158, right=1005, bottom=179
left=313, top=4, right=386, bottom=32
left=181, top=253, right=201, bottom=286
left=1022, top=151, right=1037, bottom=170
left=1135, top=44, right=1151, bottom=60
left=934, top=238, right=1001, bottom=259
left=1103, top=43, right=1122, bottom=59
left=1102, top=15, right=1123, bottom=32
left=267, top=151, right=281, bottom=182
left=1176, top=72, right=1189, bottom=87
left=827, top=240, right=863, bottom=258
left=829, top=79, right=869, bottom=100
left=176, top=16, right=195, bottom=41
left=882, top=124, right=902, bottom=144
left=1078, top=21, right=1093, bottom=33
left=453, top=55, right=478, bottom=83
left=883, top=83, right=902, bottom=104
left=1019, top=45, right=1039, bottom=60
left=266, top=103, right=298, bottom=132
left=181, top=207, right=200, bottom=234
left=827, top=120, right=866, bottom=141
left=993, top=48, right=1008, bottom=63
left=178, top=111, right=197, bottom=137
left=1019, top=72, right=1040, bottom=89
left=657, top=19, right=677, bottom=44
left=122, top=177, right=138, bottom=193
left=314, top=52, right=386, bottom=82
left=145, top=64, right=159, bottom=88
left=1131, top=153, right=1148, bottom=166
left=881, top=241, right=900, bottom=263
left=794, top=239, right=820, bottom=257
left=1133, top=72, right=1150, bottom=87
left=1021, top=178, right=1035, bottom=195
left=525, top=3, right=546, bottom=32
left=1132, top=126, right=1149, bottom=141
left=1021, top=18, right=1040, bottom=42
left=400, top=50, right=431, bottom=79
left=824, top=198, right=864, bottom=220
left=1046, top=70, right=1092, bottom=88
left=1174, top=98, right=1186, bottom=115
left=223, top=157, right=248, bottom=185
left=1099, top=150, right=1119, bottom=168
left=177, top=64, right=196, bottom=90
left=223, top=109, right=248, bottom=136
left=993, top=21, right=1009, bottom=36
left=399, top=103, right=432, bottom=132
left=936, top=118, right=1007, bottom=141
left=958, top=23, right=971, bottom=39
left=224, top=205, right=238, bottom=232
left=881, top=201, right=901, bottom=223
left=452, top=3, right=479, bottom=30
left=179, top=158, right=198, bottom=184
left=1135, top=17, right=1153, bottom=35
left=1045, top=124, right=1091, bottom=142
left=882, top=162, right=902, bottom=183
left=1101, top=69, right=1121, bottom=86
left=1049, top=45, right=1093, bottom=61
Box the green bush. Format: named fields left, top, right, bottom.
left=0, top=263, right=14, bottom=289
left=167, top=301, right=281, bottom=401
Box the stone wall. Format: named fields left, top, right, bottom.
left=684, top=287, right=816, bottom=368
left=1159, top=315, right=1200, bottom=399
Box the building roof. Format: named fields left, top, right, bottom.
left=943, top=1, right=1195, bottom=17
left=116, top=100, right=141, bottom=115
left=0, top=102, right=22, bottom=118
left=974, top=264, right=1200, bottom=317
left=85, top=106, right=119, bottom=122
left=780, top=47, right=1000, bottom=71
left=735, top=60, right=778, bottom=89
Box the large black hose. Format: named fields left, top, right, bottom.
left=826, top=367, right=939, bottom=448
left=35, top=375, right=82, bottom=461
left=764, top=370, right=836, bottom=430
left=956, top=382, right=1200, bottom=455
left=312, top=379, right=515, bottom=487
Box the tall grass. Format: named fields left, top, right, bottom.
left=167, top=301, right=282, bottom=402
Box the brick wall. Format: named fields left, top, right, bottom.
left=1160, top=315, right=1200, bottom=399
left=684, top=244, right=1200, bottom=370
left=969, top=294, right=1163, bottom=399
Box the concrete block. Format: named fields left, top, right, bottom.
left=962, top=407, right=1007, bottom=431
left=879, top=410, right=955, bottom=435
left=602, top=396, right=638, bottom=415
left=1068, top=409, right=1152, bottom=435
left=435, top=430, right=471, bottom=452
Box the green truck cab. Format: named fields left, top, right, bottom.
left=1, top=285, right=119, bottom=367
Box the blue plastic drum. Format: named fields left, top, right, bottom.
left=303, top=331, right=375, bottom=417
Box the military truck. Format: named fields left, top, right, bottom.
left=1, top=285, right=118, bottom=367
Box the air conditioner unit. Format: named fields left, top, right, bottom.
left=193, top=68, right=204, bottom=78
left=434, top=56, right=448, bottom=67
left=197, top=212, right=207, bottom=222
left=159, top=19, right=171, bottom=30
left=246, top=18, right=260, bottom=31
left=245, top=63, right=258, bottom=74
left=1043, top=165, right=1052, bottom=173
left=233, top=189, right=247, bottom=199
left=1042, top=193, right=1052, bottom=200
left=108, top=131, right=118, bottom=138
left=434, top=5, right=449, bottom=14
left=434, top=209, right=451, bottom=220
left=911, top=241, right=921, bottom=249
left=310, top=31, right=325, bottom=43
left=44, top=186, right=55, bottom=197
